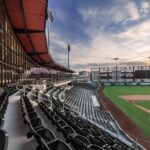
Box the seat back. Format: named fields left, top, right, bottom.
left=66, top=126, right=75, bottom=133
left=0, top=129, right=8, bottom=150
left=48, top=139, right=71, bottom=150
left=88, top=144, right=103, bottom=150
left=28, top=112, right=37, bottom=119
left=79, top=128, right=91, bottom=136
left=109, top=147, right=120, bottom=150
left=30, top=118, right=42, bottom=128
left=0, top=118, right=4, bottom=128
left=70, top=134, right=90, bottom=146
left=25, top=103, right=33, bottom=108
left=27, top=108, right=35, bottom=114
left=37, top=128, right=55, bottom=143
left=58, top=120, right=66, bottom=127
left=88, top=136, right=106, bottom=147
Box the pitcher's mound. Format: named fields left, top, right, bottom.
left=120, top=95, right=150, bottom=102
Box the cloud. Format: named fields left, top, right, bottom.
left=140, top=0, right=150, bottom=15
left=49, top=0, right=150, bottom=72
left=52, top=18, right=150, bottom=71
left=49, top=18, right=150, bottom=71
left=118, top=19, right=150, bottom=54
left=79, top=1, right=127, bottom=24
left=127, top=2, right=140, bottom=21
left=79, top=0, right=150, bottom=26
left=50, top=32, right=67, bottom=49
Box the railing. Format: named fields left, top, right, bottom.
left=16, top=84, right=53, bottom=108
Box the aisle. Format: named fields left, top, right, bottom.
left=3, top=93, right=38, bottom=150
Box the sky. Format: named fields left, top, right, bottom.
left=48, top=0, right=150, bottom=71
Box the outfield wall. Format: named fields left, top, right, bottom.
left=101, top=82, right=150, bottom=86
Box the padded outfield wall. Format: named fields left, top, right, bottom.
left=102, top=81, right=150, bottom=86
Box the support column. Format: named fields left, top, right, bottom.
left=91, top=68, right=92, bottom=81
left=107, top=67, right=109, bottom=81
left=133, top=66, right=135, bottom=82
left=116, top=67, right=117, bottom=81
left=141, top=66, right=143, bottom=82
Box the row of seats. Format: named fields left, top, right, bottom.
left=28, top=84, right=143, bottom=150
left=46, top=85, right=119, bottom=135
left=20, top=93, right=71, bottom=150
left=0, top=89, right=9, bottom=121
left=38, top=100, right=103, bottom=150
left=54, top=108, right=134, bottom=150
left=42, top=84, right=142, bottom=149
left=63, top=85, right=143, bottom=148
left=75, top=83, right=97, bottom=91
left=39, top=92, right=137, bottom=150
left=0, top=87, right=13, bottom=150
left=64, top=85, right=115, bottom=132
left=0, top=129, right=8, bottom=150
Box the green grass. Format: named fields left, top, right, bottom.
left=103, top=86, right=150, bottom=137
left=136, top=101, right=150, bottom=110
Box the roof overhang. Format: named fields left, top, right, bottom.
left=4, top=0, right=74, bottom=73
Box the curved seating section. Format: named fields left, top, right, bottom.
left=38, top=101, right=103, bottom=150
left=37, top=99, right=135, bottom=150
left=20, top=93, right=71, bottom=150
left=40, top=83, right=143, bottom=150
left=64, top=84, right=115, bottom=132
left=3, top=83, right=141, bottom=150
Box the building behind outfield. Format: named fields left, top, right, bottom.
left=91, top=66, right=150, bottom=82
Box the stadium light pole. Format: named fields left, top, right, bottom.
left=48, top=10, right=54, bottom=82
left=145, top=57, right=150, bottom=81
left=113, top=58, right=119, bottom=81
left=47, top=10, right=54, bottom=50
left=148, top=57, right=150, bottom=81
left=113, top=57, right=119, bottom=67
left=67, top=44, right=71, bottom=69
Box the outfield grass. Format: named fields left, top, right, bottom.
left=103, top=86, right=150, bottom=137
left=136, top=101, right=150, bottom=110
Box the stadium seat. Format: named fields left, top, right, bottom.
left=67, top=134, right=90, bottom=150
left=26, top=108, right=35, bottom=114
left=36, top=128, right=56, bottom=143
left=29, top=86, right=139, bottom=150
left=56, top=120, right=67, bottom=131
left=87, top=135, right=106, bottom=147
left=0, top=129, right=8, bottom=150
left=61, top=126, right=75, bottom=139
left=47, top=139, right=71, bottom=150
left=78, top=128, right=92, bottom=137
left=0, top=118, right=4, bottom=128
left=86, top=144, right=103, bottom=150
left=30, top=118, right=44, bottom=130
left=28, top=112, right=38, bottom=120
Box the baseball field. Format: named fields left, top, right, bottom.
left=103, top=86, right=150, bottom=138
